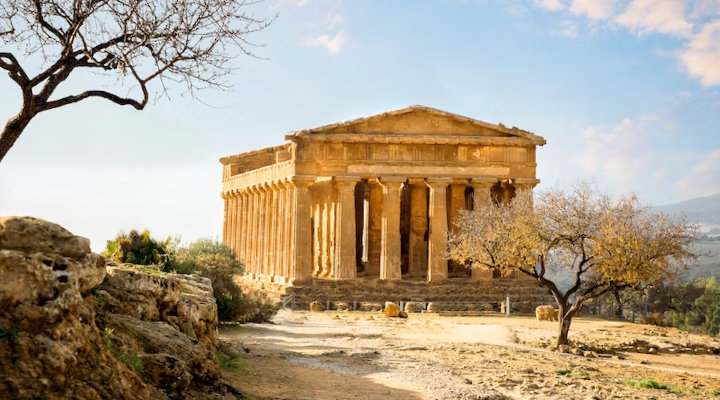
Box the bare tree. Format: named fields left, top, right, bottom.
left=0, top=0, right=270, bottom=162
left=448, top=183, right=697, bottom=346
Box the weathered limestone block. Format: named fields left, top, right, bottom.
left=404, top=301, right=424, bottom=313
left=100, top=265, right=182, bottom=321
left=0, top=216, right=91, bottom=259
left=175, top=274, right=219, bottom=347
left=104, top=313, right=221, bottom=389
left=309, top=301, right=325, bottom=312
left=0, top=217, right=149, bottom=400
left=535, top=305, right=558, bottom=321
left=383, top=301, right=400, bottom=317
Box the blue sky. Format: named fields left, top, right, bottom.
left=1, top=0, right=719, bottom=250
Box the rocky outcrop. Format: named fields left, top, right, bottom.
left=0, top=217, right=233, bottom=400
left=0, top=217, right=149, bottom=400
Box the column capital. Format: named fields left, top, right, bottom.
left=425, top=177, right=451, bottom=188
left=471, top=176, right=498, bottom=187
left=379, top=176, right=406, bottom=189
left=407, top=177, right=426, bottom=185
left=289, top=175, right=316, bottom=187
left=221, top=192, right=229, bottom=200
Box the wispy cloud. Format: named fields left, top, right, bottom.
left=574, top=117, right=656, bottom=190
left=674, top=149, right=720, bottom=200
left=304, top=31, right=347, bottom=54
left=681, top=20, right=720, bottom=86
left=527, top=0, right=720, bottom=86
left=532, top=0, right=566, bottom=11
left=569, top=0, right=619, bottom=20
left=615, top=0, right=693, bottom=37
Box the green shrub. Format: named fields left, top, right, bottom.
left=174, top=238, right=277, bottom=323
left=215, top=351, right=241, bottom=369
left=116, top=351, right=144, bottom=376
left=103, top=230, right=176, bottom=270
left=668, top=277, right=720, bottom=336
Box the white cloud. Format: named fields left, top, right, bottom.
left=304, top=31, right=347, bottom=54
left=680, top=20, right=720, bottom=86
left=674, top=149, right=720, bottom=199
left=615, top=0, right=693, bottom=37
left=574, top=118, right=655, bottom=189
left=532, top=0, right=566, bottom=11
left=569, top=0, right=619, bottom=20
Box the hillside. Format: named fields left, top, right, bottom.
left=653, top=192, right=720, bottom=233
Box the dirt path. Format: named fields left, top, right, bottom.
left=220, top=311, right=720, bottom=400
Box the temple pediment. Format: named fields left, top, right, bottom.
left=288, top=105, right=545, bottom=145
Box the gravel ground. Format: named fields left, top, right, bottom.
left=219, top=311, right=720, bottom=400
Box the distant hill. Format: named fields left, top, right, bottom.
left=653, top=192, right=720, bottom=234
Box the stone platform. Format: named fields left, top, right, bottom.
left=238, top=275, right=555, bottom=314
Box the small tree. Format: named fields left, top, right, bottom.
left=175, top=238, right=276, bottom=322
left=448, top=183, right=697, bottom=346
left=0, top=0, right=270, bottom=162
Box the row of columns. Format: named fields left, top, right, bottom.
left=223, top=175, right=536, bottom=284
left=222, top=175, right=314, bottom=284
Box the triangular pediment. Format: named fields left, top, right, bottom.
left=290, top=105, right=545, bottom=144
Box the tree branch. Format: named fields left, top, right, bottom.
left=41, top=90, right=145, bottom=111
left=0, top=52, right=30, bottom=85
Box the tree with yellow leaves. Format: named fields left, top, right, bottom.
left=448, top=183, right=697, bottom=346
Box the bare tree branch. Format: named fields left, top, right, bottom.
left=0, top=0, right=271, bottom=162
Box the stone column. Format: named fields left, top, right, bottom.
left=263, top=183, right=274, bottom=277
left=268, top=181, right=280, bottom=279
left=240, top=191, right=251, bottom=264
left=471, top=177, right=497, bottom=210
left=426, top=177, right=451, bottom=282
left=366, top=181, right=383, bottom=276
left=229, top=191, right=238, bottom=253
left=248, top=186, right=259, bottom=276
left=221, top=193, right=229, bottom=247
left=289, top=175, right=315, bottom=285
left=283, top=181, right=293, bottom=279
left=235, top=190, right=244, bottom=259
left=274, top=181, right=286, bottom=282
left=333, top=176, right=359, bottom=280
left=407, top=179, right=428, bottom=277
left=379, top=176, right=406, bottom=280
left=312, top=202, right=322, bottom=277
left=255, top=184, right=267, bottom=275
left=320, top=193, right=332, bottom=278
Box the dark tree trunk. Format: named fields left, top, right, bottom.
left=556, top=312, right=572, bottom=346
left=0, top=112, right=34, bottom=163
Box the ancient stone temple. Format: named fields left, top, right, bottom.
left=220, top=106, right=545, bottom=293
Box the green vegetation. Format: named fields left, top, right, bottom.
left=710, top=389, right=720, bottom=397
left=174, top=238, right=276, bottom=323
left=625, top=379, right=687, bottom=394
left=103, top=328, right=114, bottom=350
left=555, top=369, right=589, bottom=378
left=215, top=351, right=241, bottom=369
left=103, top=230, right=176, bottom=270
left=116, top=351, right=144, bottom=376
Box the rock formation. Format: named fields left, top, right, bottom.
left=0, top=217, right=235, bottom=400
left=535, top=305, right=559, bottom=321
